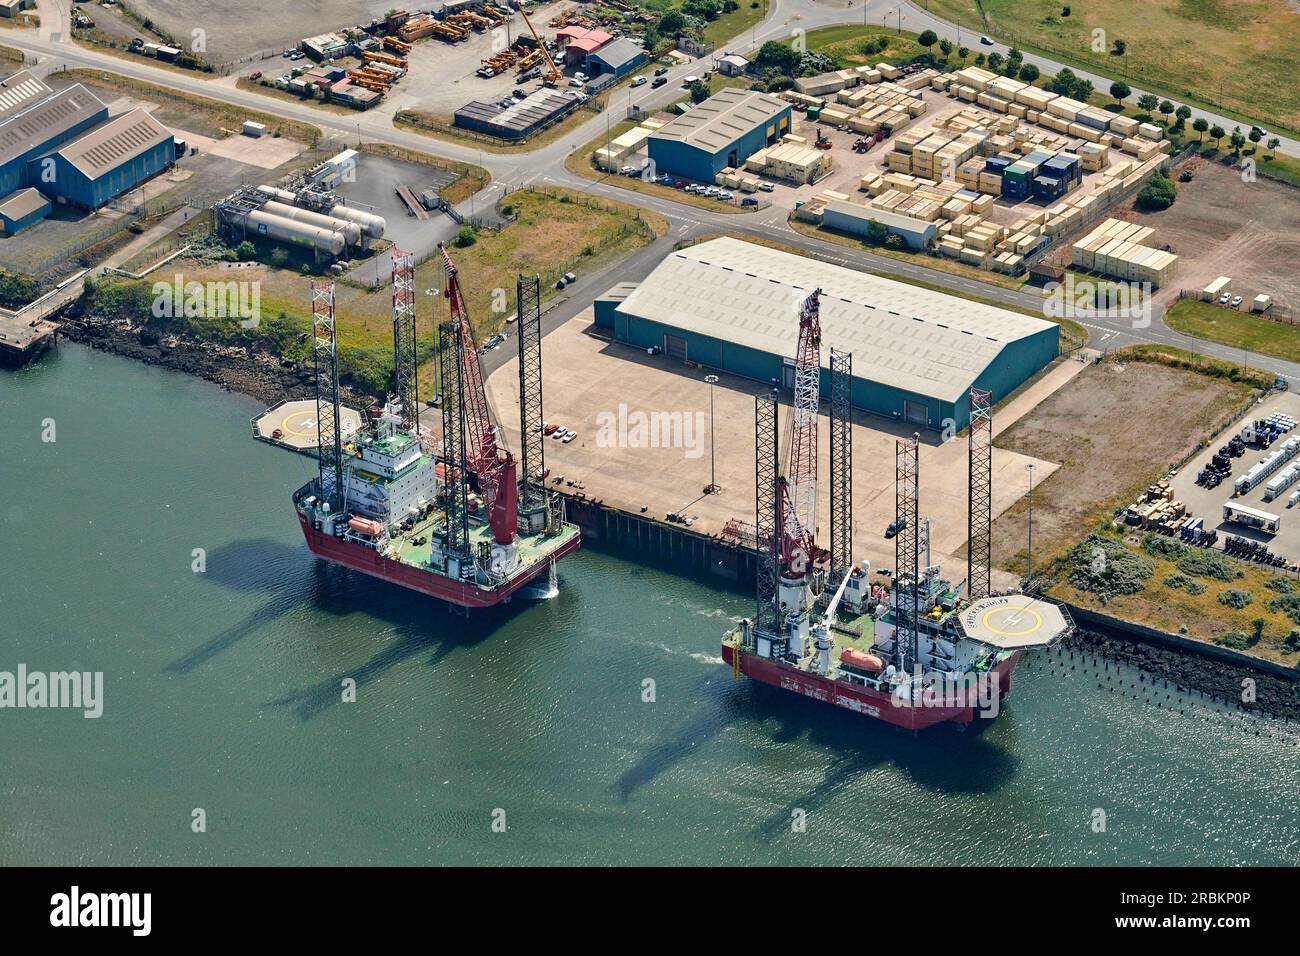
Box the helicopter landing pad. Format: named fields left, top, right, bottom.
left=957, top=595, right=1071, bottom=650
left=252, top=399, right=362, bottom=456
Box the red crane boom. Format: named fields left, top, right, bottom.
left=439, top=241, right=518, bottom=545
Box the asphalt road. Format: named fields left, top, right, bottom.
left=10, top=2, right=1300, bottom=386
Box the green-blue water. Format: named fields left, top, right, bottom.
left=2, top=345, right=1298, bottom=866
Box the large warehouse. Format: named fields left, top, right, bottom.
left=647, top=88, right=791, bottom=182
left=594, top=237, right=1059, bottom=434
left=453, top=89, right=579, bottom=141
left=0, top=69, right=177, bottom=229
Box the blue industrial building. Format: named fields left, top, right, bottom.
left=646, top=88, right=791, bottom=182
left=584, top=38, right=645, bottom=79
left=0, top=186, right=49, bottom=234
left=594, top=237, right=1059, bottom=435
left=0, top=69, right=177, bottom=225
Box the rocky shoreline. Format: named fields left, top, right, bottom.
left=56, top=311, right=373, bottom=409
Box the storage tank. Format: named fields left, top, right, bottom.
left=259, top=199, right=362, bottom=246
left=225, top=207, right=347, bottom=257
left=256, top=185, right=385, bottom=240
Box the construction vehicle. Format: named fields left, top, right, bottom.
left=814, top=133, right=833, bottom=150
left=852, top=131, right=883, bottom=153
left=517, top=5, right=561, bottom=86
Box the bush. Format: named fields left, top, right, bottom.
left=1136, top=169, right=1177, bottom=212
left=1177, top=549, right=1239, bottom=582
left=1143, top=533, right=1188, bottom=560
left=1163, top=574, right=1205, bottom=595
left=883, top=234, right=906, bottom=250
left=1218, top=588, right=1253, bottom=609
left=1067, top=535, right=1154, bottom=602
left=1265, top=577, right=1293, bottom=593
left=235, top=240, right=256, bottom=260
left=1269, top=593, right=1300, bottom=625
left=0, top=271, right=41, bottom=309
left=1214, top=631, right=1258, bottom=650
left=1284, top=630, right=1300, bottom=654
left=455, top=224, right=478, bottom=248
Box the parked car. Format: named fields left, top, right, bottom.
left=651, top=76, right=667, bottom=88
left=654, top=66, right=668, bottom=76
left=481, top=333, right=505, bottom=352
left=551, top=428, right=570, bottom=440
left=511, top=88, right=528, bottom=100
left=1218, top=292, right=1232, bottom=304
left=562, top=431, right=578, bottom=443
left=631, top=76, right=647, bottom=87
left=249, top=70, right=262, bottom=80
left=620, top=165, right=639, bottom=175
left=564, top=272, right=577, bottom=284
left=741, top=196, right=759, bottom=206
left=568, top=78, right=583, bottom=87
left=717, top=190, right=733, bottom=201
left=544, top=423, right=561, bottom=436
left=1231, top=295, right=1244, bottom=308
left=758, top=182, right=775, bottom=192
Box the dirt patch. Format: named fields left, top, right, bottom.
left=991, top=358, right=1256, bottom=571
left=1110, top=159, right=1300, bottom=309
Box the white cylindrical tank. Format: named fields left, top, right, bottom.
left=260, top=200, right=362, bottom=246
left=229, top=208, right=347, bottom=256
left=256, top=185, right=386, bottom=239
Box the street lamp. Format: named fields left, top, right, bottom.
left=1025, top=463, right=1036, bottom=590
left=704, top=374, right=720, bottom=494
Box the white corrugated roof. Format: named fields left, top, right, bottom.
left=615, top=237, right=1055, bottom=404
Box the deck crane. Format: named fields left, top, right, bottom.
left=776, top=288, right=822, bottom=659
left=437, top=241, right=519, bottom=556
left=516, top=4, right=561, bottom=86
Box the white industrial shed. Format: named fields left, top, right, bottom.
left=594, top=237, right=1060, bottom=432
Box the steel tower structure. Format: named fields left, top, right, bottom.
left=390, top=247, right=419, bottom=432
left=438, top=319, right=470, bottom=562
left=895, top=434, right=921, bottom=676
left=754, top=392, right=782, bottom=646
left=516, top=274, right=547, bottom=534
left=829, top=348, right=853, bottom=589
left=311, top=281, right=343, bottom=511
left=782, top=288, right=822, bottom=574
left=968, top=387, right=993, bottom=599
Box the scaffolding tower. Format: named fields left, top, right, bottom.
left=516, top=274, right=547, bottom=534
left=828, top=348, right=853, bottom=590
left=438, top=319, right=470, bottom=563
left=754, top=392, right=782, bottom=648
left=391, top=247, right=419, bottom=431
left=311, top=281, right=343, bottom=511
left=968, top=387, right=993, bottom=599
left=895, top=434, right=920, bottom=676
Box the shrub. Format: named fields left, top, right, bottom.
left=1136, top=169, right=1177, bottom=212
left=1067, top=535, right=1153, bottom=602
left=1284, top=630, right=1300, bottom=654
left=1265, top=577, right=1293, bottom=593
left=1163, top=574, right=1205, bottom=595
left=1218, top=589, right=1253, bottom=609
left=235, top=240, right=256, bottom=260
left=1269, top=593, right=1300, bottom=625
left=1143, top=533, right=1188, bottom=560
left=1214, top=631, right=1257, bottom=650
left=1177, top=549, right=1239, bottom=582
left=455, top=224, right=478, bottom=247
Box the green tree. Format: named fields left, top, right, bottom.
left=1267, top=136, right=1281, bottom=156
left=1074, top=79, right=1094, bottom=102
left=1158, top=100, right=1175, bottom=120
left=866, top=220, right=889, bottom=246
left=1192, top=117, right=1208, bottom=141
left=656, top=10, right=688, bottom=36
left=1137, top=93, right=1159, bottom=113
left=986, top=51, right=1003, bottom=72
left=1229, top=125, right=1246, bottom=155
left=917, top=29, right=938, bottom=49
left=974, top=53, right=985, bottom=66
left=958, top=46, right=969, bottom=59
left=1109, top=81, right=1130, bottom=104
left=938, top=38, right=953, bottom=58
left=689, top=78, right=710, bottom=103
left=455, top=224, right=478, bottom=247
left=235, top=240, right=256, bottom=260
left=1135, top=168, right=1177, bottom=211
left=1018, top=63, right=1039, bottom=82
left=1112, top=38, right=1126, bottom=56
left=1174, top=104, right=1191, bottom=130
left=755, top=40, right=799, bottom=75
left=1248, top=127, right=1263, bottom=149
left=1209, top=124, right=1225, bottom=146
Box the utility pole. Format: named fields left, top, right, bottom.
left=704, top=374, right=720, bottom=494
left=1025, top=463, right=1036, bottom=590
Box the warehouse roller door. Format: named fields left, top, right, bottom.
left=904, top=399, right=928, bottom=425
left=664, top=333, right=688, bottom=361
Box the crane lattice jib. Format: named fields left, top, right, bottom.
left=439, top=242, right=517, bottom=545
left=391, top=247, right=418, bottom=432
left=782, top=288, right=822, bottom=571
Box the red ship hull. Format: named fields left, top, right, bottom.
left=722, top=643, right=1021, bottom=729
left=297, top=513, right=581, bottom=608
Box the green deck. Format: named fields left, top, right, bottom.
left=388, top=509, right=580, bottom=581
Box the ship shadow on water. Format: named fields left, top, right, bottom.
left=165, top=537, right=522, bottom=720
left=615, top=671, right=1019, bottom=824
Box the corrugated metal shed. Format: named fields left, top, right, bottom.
left=649, top=88, right=787, bottom=153
left=615, top=236, right=1054, bottom=404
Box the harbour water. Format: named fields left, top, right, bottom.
left=2, top=344, right=1298, bottom=866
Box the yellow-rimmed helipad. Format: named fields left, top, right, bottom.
left=252, top=399, right=361, bottom=455
left=957, top=595, right=1069, bottom=650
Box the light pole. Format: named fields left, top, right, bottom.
left=1025, top=463, right=1036, bottom=590
left=704, top=374, right=720, bottom=494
